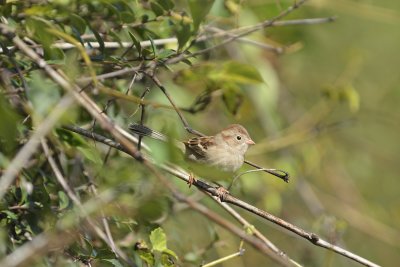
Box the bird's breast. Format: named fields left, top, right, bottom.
left=205, top=145, right=244, bottom=172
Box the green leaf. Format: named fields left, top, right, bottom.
left=137, top=197, right=168, bottom=223
left=161, top=253, right=176, bottom=267
left=43, top=46, right=65, bottom=62
left=63, top=49, right=81, bottom=80
left=26, top=71, right=61, bottom=117
left=69, top=14, right=86, bottom=35
left=189, top=0, right=215, bottom=31
left=225, top=0, right=240, bottom=15
left=58, top=191, right=69, bottom=210
left=150, top=1, right=164, bottom=16
left=109, top=31, right=122, bottom=47
left=147, top=34, right=157, bottom=58
left=120, top=11, right=136, bottom=23
left=25, top=18, right=65, bottom=61
left=102, top=259, right=124, bottom=267
left=0, top=95, right=20, bottom=154
left=26, top=17, right=64, bottom=60
left=138, top=250, right=155, bottom=266
left=112, top=1, right=135, bottom=21
left=342, top=84, right=360, bottom=113
left=157, top=49, right=175, bottom=59
left=222, top=84, right=244, bottom=115
left=95, top=248, right=115, bottom=259
left=55, top=128, right=86, bottom=147
left=1, top=3, right=13, bottom=17
left=183, top=89, right=212, bottom=113
left=1, top=210, right=18, bottom=220
left=25, top=17, right=56, bottom=48
left=24, top=5, right=53, bottom=16
left=128, top=31, right=142, bottom=57
left=156, top=0, right=174, bottom=10
left=176, top=22, right=192, bottom=51
left=87, top=22, right=105, bottom=55
left=217, top=61, right=264, bottom=84
left=104, top=3, right=121, bottom=21
left=150, top=227, right=167, bottom=252
left=163, top=248, right=178, bottom=259
left=77, top=146, right=103, bottom=165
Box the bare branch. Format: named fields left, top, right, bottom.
left=197, top=17, right=336, bottom=47
left=77, top=67, right=141, bottom=84
left=146, top=74, right=203, bottom=136
left=0, top=38, right=178, bottom=54
left=40, top=139, right=134, bottom=266
left=165, top=0, right=309, bottom=65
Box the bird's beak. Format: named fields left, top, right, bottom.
left=246, top=139, right=255, bottom=145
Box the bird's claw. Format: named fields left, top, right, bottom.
left=215, top=186, right=229, bottom=201
left=188, top=173, right=197, bottom=188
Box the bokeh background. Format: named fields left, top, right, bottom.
left=229, top=0, right=400, bottom=266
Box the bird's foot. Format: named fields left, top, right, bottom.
left=187, top=173, right=197, bottom=188
left=215, top=186, right=229, bottom=201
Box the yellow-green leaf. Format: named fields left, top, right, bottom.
left=214, top=61, right=264, bottom=84
left=222, top=84, right=244, bottom=115
left=27, top=71, right=61, bottom=117
left=150, top=227, right=167, bottom=252
left=77, top=146, right=103, bottom=165
left=189, top=0, right=215, bottom=31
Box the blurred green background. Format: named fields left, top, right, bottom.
left=229, top=0, right=400, bottom=266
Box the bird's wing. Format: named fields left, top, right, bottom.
left=183, top=136, right=215, bottom=160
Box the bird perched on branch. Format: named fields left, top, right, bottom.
left=129, top=123, right=255, bottom=187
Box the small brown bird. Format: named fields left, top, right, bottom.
left=129, top=123, right=255, bottom=184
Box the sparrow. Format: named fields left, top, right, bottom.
left=129, top=123, right=255, bottom=187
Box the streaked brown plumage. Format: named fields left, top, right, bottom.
left=129, top=123, right=255, bottom=172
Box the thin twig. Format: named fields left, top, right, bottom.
left=201, top=17, right=336, bottom=43
left=201, top=249, right=245, bottom=267
left=0, top=38, right=178, bottom=54
left=204, top=26, right=284, bottom=54
left=89, top=184, right=119, bottom=256
left=137, top=87, right=151, bottom=150
left=229, top=168, right=289, bottom=190
left=146, top=74, right=203, bottom=136
left=77, top=67, right=141, bottom=84
left=165, top=0, right=309, bottom=65
left=40, top=139, right=134, bottom=265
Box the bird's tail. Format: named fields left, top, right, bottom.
left=128, top=123, right=167, bottom=142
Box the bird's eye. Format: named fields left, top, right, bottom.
left=236, top=135, right=242, bottom=140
